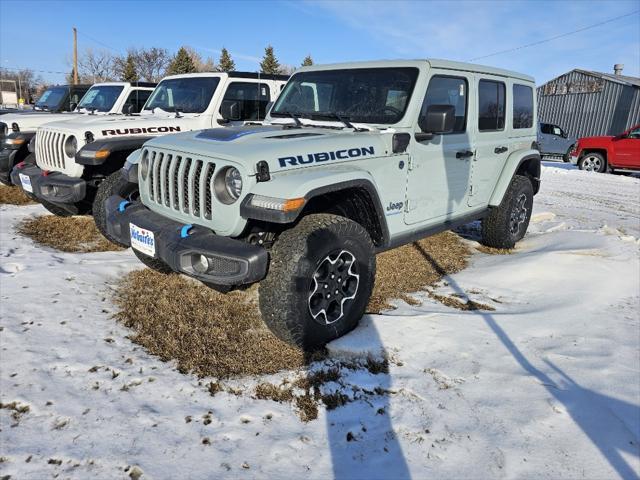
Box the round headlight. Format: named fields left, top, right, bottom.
left=64, top=135, right=77, bottom=158
left=140, top=151, right=149, bottom=180
left=224, top=167, right=243, bottom=200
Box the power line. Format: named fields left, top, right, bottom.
left=467, top=9, right=640, bottom=62
left=75, top=29, right=121, bottom=53
left=1, top=66, right=68, bottom=75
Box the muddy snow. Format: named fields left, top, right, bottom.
left=1, top=163, right=639, bottom=479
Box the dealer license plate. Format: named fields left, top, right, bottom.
left=19, top=174, right=33, bottom=193
left=129, top=223, right=156, bottom=257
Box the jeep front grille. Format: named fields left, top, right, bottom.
left=145, top=148, right=216, bottom=220
left=36, top=129, right=68, bottom=171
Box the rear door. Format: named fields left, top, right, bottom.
left=404, top=70, right=474, bottom=224
left=468, top=75, right=509, bottom=207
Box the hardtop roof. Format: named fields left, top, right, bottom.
left=296, top=59, right=535, bottom=83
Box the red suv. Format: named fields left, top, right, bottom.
left=570, top=125, right=640, bottom=173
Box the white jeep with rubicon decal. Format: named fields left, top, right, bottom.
left=0, top=81, right=155, bottom=185
left=105, top=59, right=540, bottom=350
left=11, top=72, right=288, bottom=239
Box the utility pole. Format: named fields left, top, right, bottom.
left=73, top=27, right=78, bottom=84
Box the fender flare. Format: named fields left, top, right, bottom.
left=241, top=171, right=390, bottom=245
left=75, top=136, right=153, bottom=166
left=489, top=149, right=541, bottom=206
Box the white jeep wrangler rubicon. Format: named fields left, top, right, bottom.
left=1, top=82, right=155, bottom=185
left=12, top=72, right=287, bottom=240
left=104, top=59, right=540, bottom=350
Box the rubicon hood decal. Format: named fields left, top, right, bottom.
left=278, top=146, right=376, bottom=167
left=101, top=126, right=182, bottom=136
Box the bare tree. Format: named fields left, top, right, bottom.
left=184, top=46, right=215, bottom=72
left=0, top=67, right=45, bottom=103
left=134, top=47, right=171, bottom=82
left=78, top=48, right=117, bottom=82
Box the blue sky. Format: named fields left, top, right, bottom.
left=1, top=0, right=638, bottom=85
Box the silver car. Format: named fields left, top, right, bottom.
left=537, top=122, right=576, bottom=162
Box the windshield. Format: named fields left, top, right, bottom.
left=35, top=87, right=68, bottom=111
left=143, top=77, right=220, bottom=113
left=77, top=85, right=124, bottom=112
left=271, top=68, right=419, bottom=125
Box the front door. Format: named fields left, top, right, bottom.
left=405, top=72, right=474, bottom=225
left=612, top=126, right=640, bottom=168
left=468, top=76, right=509, bottom=207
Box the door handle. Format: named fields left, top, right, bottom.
left=494, top=146, right=508, bottom=154
left=456, top=150, right=474, bottom=159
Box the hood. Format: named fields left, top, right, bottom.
left=38, top=112, right=204, bottom=140
left=144, top=125, right=393, bottom=173
left=579, top=135, right=613, bottom=144
left=2, top=111, right=91, bottom=132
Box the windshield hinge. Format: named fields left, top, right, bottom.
left=407, top=155, right=414, bottom=171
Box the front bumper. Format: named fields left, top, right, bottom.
left=10, top=164, right=87, bottom=206
left=105, top=195, right=269, bottom=287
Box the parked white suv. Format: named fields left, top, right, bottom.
left=104, top=59, right=540, bottom=350
left=12, top=72, right=287, bottom=237
left=0, top=82, right=155, bottom=185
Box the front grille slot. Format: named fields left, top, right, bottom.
left=144, top=148, right=215, bottom=221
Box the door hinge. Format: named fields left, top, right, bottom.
left=407, top=156, right=414, bottom=171
left=404, top=200, right=411, bottom=212
left=469, top=185, right=474, bottom=196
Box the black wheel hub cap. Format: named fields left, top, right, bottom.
left=509, top=193, right=528, bottom=236
left=308, top=249, right=360, bottom=325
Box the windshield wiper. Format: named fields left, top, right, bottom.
left=310, top=112, right=366, bottom=132
left=274, top=111, right=307, bottom=128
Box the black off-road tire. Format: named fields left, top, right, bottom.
left=481, top=175, right=534, bottom=249
left=259, top=214, right=376, bottom=351
left=132, top=249, right=173, bottom=274
left=93, top=170, right=139, bottom=246
left=578, top=152, right=606, bottom=173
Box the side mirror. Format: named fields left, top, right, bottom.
left=124, top=103, right=138, bottom=115
left=416, top=104, right=455, bottom=141
left=220, top=100, right=241, bottom=121
left=69, top=102, right=78, bottom=111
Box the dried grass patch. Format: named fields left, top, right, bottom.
left=0, top=184, right=36, bottom=205
left=476, top=245, right=513, bottom=255
left=114, top=270, right=306, bottom=378
left=368, top=232, right=470, bottom=312
left=113, top=231, right=470, bottom=379
left=17, top=215, right=124, bottom=253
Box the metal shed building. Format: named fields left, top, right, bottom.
left=537, top=66, right=640, bottom=138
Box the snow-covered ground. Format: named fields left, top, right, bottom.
left=1, top=163, right=639, bottom=479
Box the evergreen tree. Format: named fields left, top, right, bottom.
left=301, top=55, right=313, bottom=67
left=121, top=53, right=139, bottom=82
left=217, top=48, right=236, bottom=72
left=167, top=47, right=197, bottom=75
left=260, top=45, right=282, bottom=75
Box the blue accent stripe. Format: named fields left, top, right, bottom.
left=180, top=224, right=193, bottom=238
left=118, top=200, right=130, bottom=213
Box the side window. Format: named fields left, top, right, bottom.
left=552, top=125, right=563, bottom=136
left=221, top=82, right=271, bottom=120
left=513, top=84, right=533, bottom=129
left=478, top=79, right=505, bottom=131
left=420, top=75, right=468, bottom=134
left=68, top=88, right=86, bottom=109
left=540, top=123, right=552, bottom=134
left=125, top=89, right=152, bottom=112
left=628, top=128, right=640, bottom=139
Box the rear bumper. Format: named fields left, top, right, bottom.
left=105, top=195, right=269, bottom=287
left=10, top=164, right=87, bottom=205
